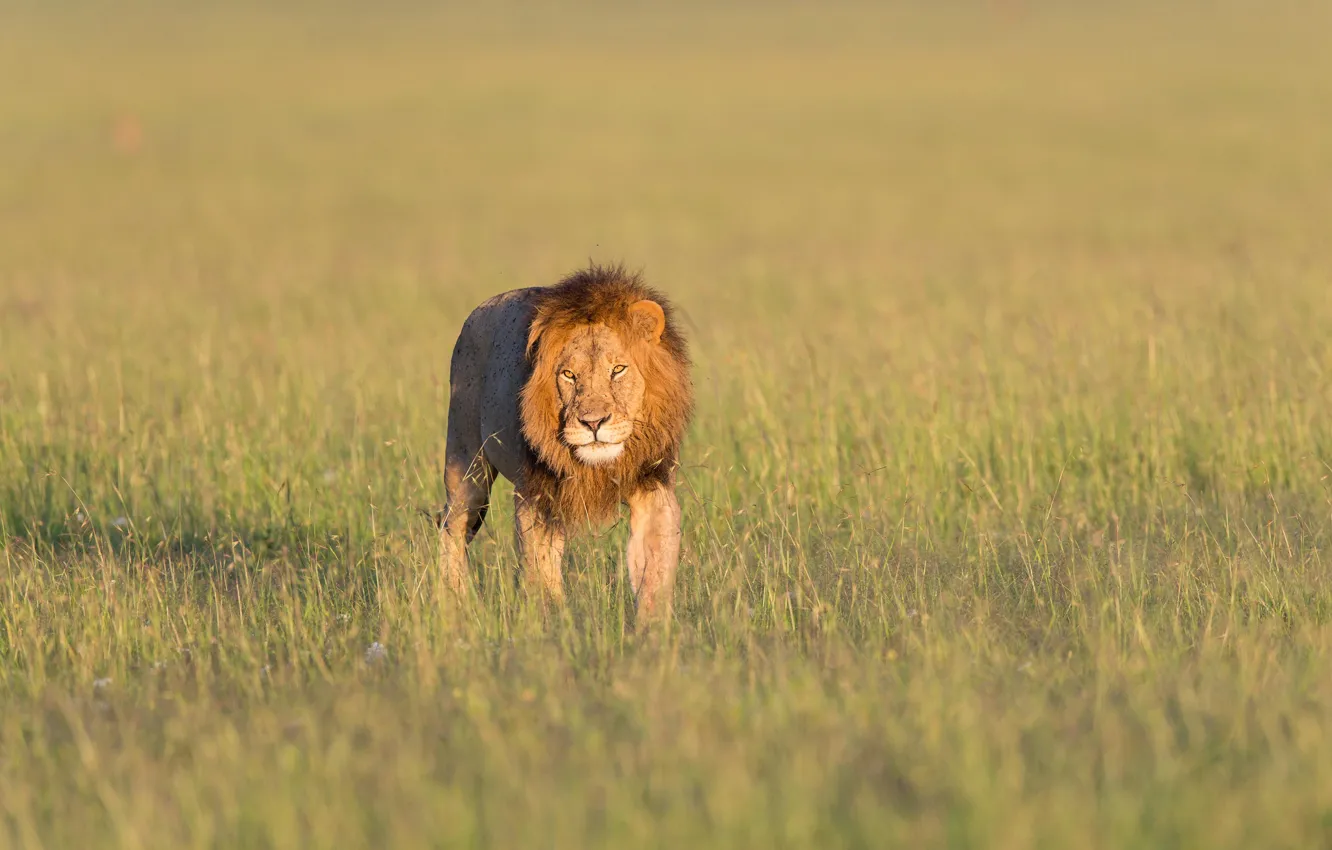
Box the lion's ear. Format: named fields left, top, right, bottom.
left=628, top=300, right=666, bottom=344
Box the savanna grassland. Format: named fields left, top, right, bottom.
left=3, top=3, right=1332, bottom=847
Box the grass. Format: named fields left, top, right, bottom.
left=3, top=2, right=1332, bottom=847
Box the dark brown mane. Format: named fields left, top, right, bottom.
left=518, top=264, right=694, bottom=528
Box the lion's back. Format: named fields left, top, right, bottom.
left=448, top=287, right=543, bottom=483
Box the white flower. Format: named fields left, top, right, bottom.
left=93, top=677, right=112, bottom=691
left=111, top=516, right=129, bottom=528
left=364, top=642, right=388, bottom=664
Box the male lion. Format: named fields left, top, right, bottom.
left=438, top=265, right=694, bottom=622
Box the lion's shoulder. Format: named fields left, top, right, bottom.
left=444, top=287, right=546, bottom=481
left=450, top=287, right=540, bottom=376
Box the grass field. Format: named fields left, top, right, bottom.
left=4, top=2, right=1332, bottom=847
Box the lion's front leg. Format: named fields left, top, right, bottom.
left=514, top=493, right=566, bottom=603
left=626, top=485, right=683, bottom=625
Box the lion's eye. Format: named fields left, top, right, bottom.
left=611, top=365, right=627, bottom=377
left=560, top=370, right=576, bottom=380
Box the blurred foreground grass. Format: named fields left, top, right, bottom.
left=3, top=2, right=1332, bottom=847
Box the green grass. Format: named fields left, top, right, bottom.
left=4, top=2, right=1332, bottom=847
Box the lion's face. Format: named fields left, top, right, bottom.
left=552, top=324, right=647, bottom=466
left=520, top=283, right=690, bottom=499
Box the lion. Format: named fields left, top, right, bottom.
left=438, top=264, right=694, bottom=623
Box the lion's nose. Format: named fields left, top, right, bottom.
left=579, top=412, right=610, bottom=434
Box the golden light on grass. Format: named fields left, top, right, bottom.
left=2, top=2, right=1332, bottom=848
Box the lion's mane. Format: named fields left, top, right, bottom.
left=518, top=265, right=693, bottom=527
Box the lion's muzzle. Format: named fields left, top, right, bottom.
left=564, top=410, right=632, bottom=466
